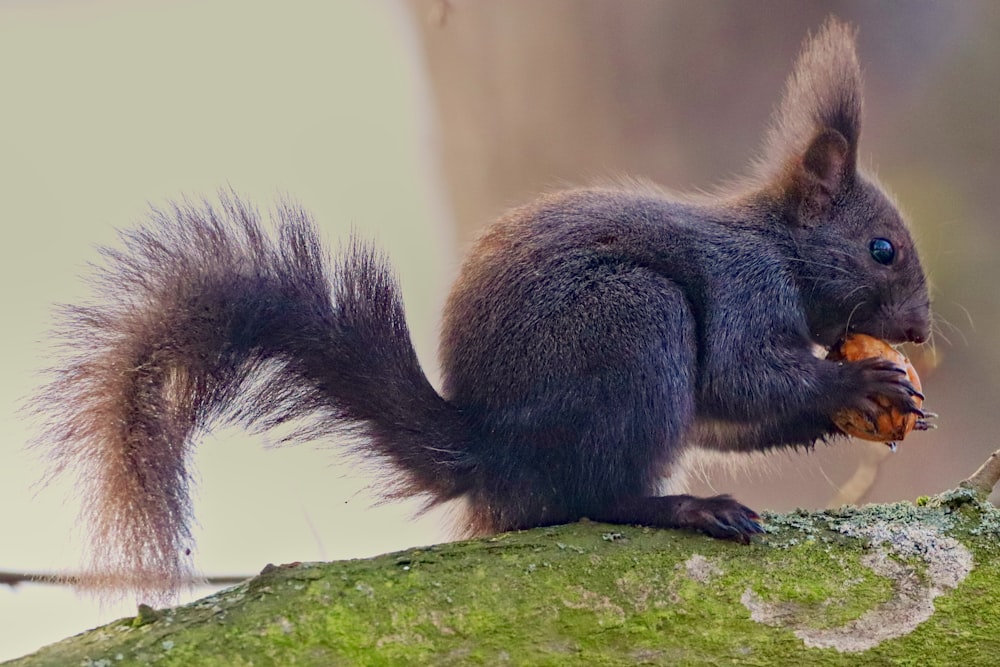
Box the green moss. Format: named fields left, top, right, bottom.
left=735, top=541, right=895, bottom=629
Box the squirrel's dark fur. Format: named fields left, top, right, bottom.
left=34, top=19, right=931, bottom=599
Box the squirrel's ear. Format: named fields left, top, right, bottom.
left=790, top=127, right=852, bottom=220
left=754, top=18, right=863, bottom=213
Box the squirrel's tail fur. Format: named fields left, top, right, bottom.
left=33, top=194, right=470, bottom=599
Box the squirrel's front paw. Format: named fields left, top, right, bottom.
left=833, top=356, right=928, bottom=442
left=828, top=333, right=925, bottom=417
left=847, top=356, right=924, bottom=416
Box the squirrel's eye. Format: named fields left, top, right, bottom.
left=869, top=238, right=895, bottom=265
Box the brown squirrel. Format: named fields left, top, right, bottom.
left=34, top=19, right=931, bottom=600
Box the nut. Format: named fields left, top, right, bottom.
left=827, top=333, right=923, bottom=443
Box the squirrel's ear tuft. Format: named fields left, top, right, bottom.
left=756, top=17, right=862, bottom=201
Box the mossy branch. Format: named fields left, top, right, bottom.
left=7, top=480, right=1000, bottom=667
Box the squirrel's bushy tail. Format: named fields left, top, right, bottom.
left=32, top=194, right=470, bottom=600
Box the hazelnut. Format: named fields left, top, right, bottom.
left=827, top=333, right=923, bottom=443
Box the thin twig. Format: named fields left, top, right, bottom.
left=960, top=449, right=1000, bottom=496
left=828, top=441, right=893, bottom=508
left=0, top=571, right=250, bottom=589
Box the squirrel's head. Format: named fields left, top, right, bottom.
left=754, top=18, right=931, bottom=347
left=785, top=163, right=931, bottom=348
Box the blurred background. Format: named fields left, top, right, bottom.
left=1, top=0, right=997, bottom=660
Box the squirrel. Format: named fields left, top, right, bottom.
left=33, top=18, right=931, bottom=600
